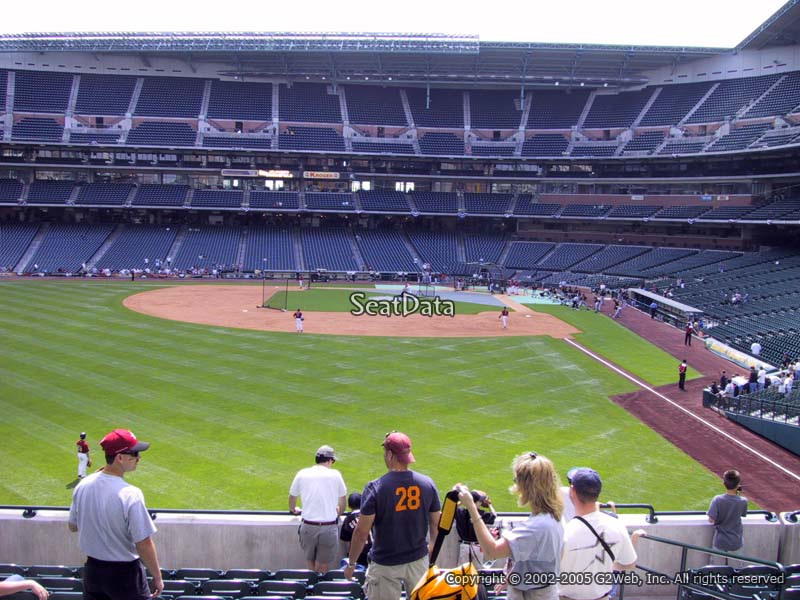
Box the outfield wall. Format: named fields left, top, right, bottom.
left=0, top=510, right=797, bottom=593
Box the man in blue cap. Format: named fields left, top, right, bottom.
left=559, top=468, right=645, bottom=600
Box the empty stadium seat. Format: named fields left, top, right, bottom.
left=26, top=566, right=78, bottom=578
left=272, top=570, right=319, bottom=585
left=223, top=569, right=273, bottom=582
left=174, top=568, right=225, bottom=582
left=201, top=579, right=255, bottom=598
left=257, top=580, right=307, bottom=598
left=32, top=578, right=82, bottom=592
left=162, top=581, right=201, bottom=597
left=319, top=570, right=365, bottom=585
left=309, top=581, right=363, bottom=599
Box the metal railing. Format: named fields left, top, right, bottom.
left=632, top=533, right=791, bottom=600
left=2, top=503, right=780, bottom=522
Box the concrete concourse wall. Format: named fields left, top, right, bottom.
left=0, top=509, right=795, bottom=595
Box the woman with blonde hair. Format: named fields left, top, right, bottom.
left=456, top=451, right=564, bottom=600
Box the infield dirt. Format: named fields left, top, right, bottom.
left=123, top=285, right=579, bottom=338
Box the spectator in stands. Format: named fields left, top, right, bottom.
left=707, top=469, right=747, bottom=564
left=289, top=445, right=347, bottom=574
left=340, top=492, right=371, bottom=570
left=751, top=341, right=762, bottom=356
left=784, top=371, right=794, bottom=395
left=709, top=381, right=722, bottom=397
left=456, top=452, right=564, bottom=600
left=678, top=359, right=688, bottom=391
left=560, top=468, right=645, bottom=600
left=68, top=429, right=163, bottom=600
left=0, top=577, right=49, bottom=600
left=343, top=432, right=441, bottom=600
left=757, top=365, right=767, bottom=391
left=747, top=366, right=758, bottom=394
left=720, top=370, right=729, bottom=389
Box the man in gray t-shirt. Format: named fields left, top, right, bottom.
left=68, top=429, right=163, bottom=600
left=708, top=469, right=748, bottom=555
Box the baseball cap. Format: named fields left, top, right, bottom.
left=316, top=445, right=337, bottom=461
left=383, top=431, right=415, bottom=464
left=100, top=429, right=150, bottom=456
left=570, top=467, right=602, bottom=498
left=566, top=466, right=589, bottom=484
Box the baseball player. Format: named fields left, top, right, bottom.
left=499, top=307, right=509, bottom=329
left=294, top=308, right=304, bottom=333
left=76, top=432, right=91, bottom=478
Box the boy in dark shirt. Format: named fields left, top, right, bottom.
left=340, top=492, right=371, bottom=569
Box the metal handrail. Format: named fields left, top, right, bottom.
left=0, top=504, right=780, bottom=523
left=632, top=533, right=789, bottom=600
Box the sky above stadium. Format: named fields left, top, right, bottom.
left=1, top=0, right=789, bottom=49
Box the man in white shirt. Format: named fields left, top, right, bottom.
left=559, top=468, right=645, bottom=600
left=289, top=445, right=347, bottom=573
left=757, top=366, right=767, bottom=391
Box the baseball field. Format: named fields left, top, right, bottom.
left=0, top=279, right=722, bottom=512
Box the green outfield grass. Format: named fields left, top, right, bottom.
left=0, top=281, right=724, bottom=512
left=265, top=287, right=499, bottom=314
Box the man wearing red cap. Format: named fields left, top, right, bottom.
left=68, top=429, right=163, bottom=600
left=344, top=431, right=441, bottom=600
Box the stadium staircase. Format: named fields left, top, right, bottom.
left=242, top=189, right=251, bottom=210
left=127, top=78, right=144, bottom=115
left=86, top=224, right=124, bottom=269
left=399, top=89, right=415, bottom=128
left=199, top=80, right=212, bottom=121
left=738, top=75, right=786, bottom=119
left=14, top=223, right=48, bottom=272
left=20, top=181, right=30, bottom=203
left=346, top=230, right=367, bottom=271
left=67, top=186, right=80, bottom=206
left=401, top=232, right=423, bottom=267
left=63, top=75, right=80, bottom=142
left=631, top=87, right=661, bottom=128
left=496, top=239, right=513, bottom=268
left=351, top=192, right=362, bottom=213
left=184, top=188, right=195, bottom=208
left=235, top=227, right=248, bottom=270
left=124, top=186, right=137, bottom=207
left=291, top=229, right=306, bottom=272
left=271, top=85, right=280, bottom=149
left=165, top=225, right=189, bottom=264
left=4, top=72, right=15, bottom=128
left=575, top=90, right=596, bottom=130
left=507, top=192, right=520, bottom=215
left=680, top=83, right=719, bottom=125
left=455, top=232, right=467, bottom=265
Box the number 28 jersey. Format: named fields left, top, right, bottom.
left=361, top=470, right=441, bottom=565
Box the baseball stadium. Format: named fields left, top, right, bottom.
left=1, top=3, right=800, bottom=599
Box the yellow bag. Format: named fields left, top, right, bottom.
left=410, top=562, right=481, bottom=600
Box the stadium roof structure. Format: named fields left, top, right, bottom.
left=737, top=0, right=800, bottom=49
left=0, top=3, right=797, bottom=88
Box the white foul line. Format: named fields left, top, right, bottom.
left=564, top=338, right=800, bottom=483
